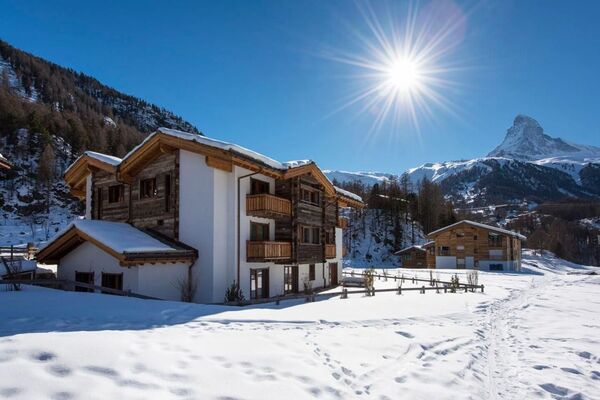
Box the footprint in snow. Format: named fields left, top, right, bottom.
left=395, top=331, right=415, bottom=339
left=31, top=351, right=56, bottom=362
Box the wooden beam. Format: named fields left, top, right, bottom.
left=206, top=155, right=233, bottom=172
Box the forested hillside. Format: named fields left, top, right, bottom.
left=0, top=40, right=201, bottom=246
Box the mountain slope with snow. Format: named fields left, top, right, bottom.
left=327, top=115, right=600, bottom=206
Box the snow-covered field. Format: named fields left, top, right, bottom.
left=0, top=250, right=598, bottom=400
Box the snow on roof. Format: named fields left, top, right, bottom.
left=427, top=220, right=527, bottom=240
left=84, top=151, right=122, bottom=166
left=64, top=150, right=121, bottom=175
left=334, top=186, right=363, bottom=203
left=282, top=160, right=313, bottom=168
left=394, top=245, right=426, bottom=255
left=39, top=220, right=181, bottom=255
left=123, top=128, right=286, bottom=170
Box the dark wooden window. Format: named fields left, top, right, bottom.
left=108, top=185, right=124, bottom=203
left=96, top=188, right=103, bottom=219
left=250, top=178, right=270, bottom=195
left=309, top=264, right=315, bottom=281
left=250, top=268, right=269, bottom=300
left=300, top=188, right=320, bottom=206
left=488, top=233, right=502, bottom=247
left=250, top=222, right=270, bottom=241
left=75, top=271, right=94, bottom=292
left=164, top=174, right=172, bottom=212
left=438, top=246, right=450, bottom=256
left=301, top=226, right=320, bottom=244
left=140, top=178, right=157, bottom=199
left=101, top=272, right=123, bottom=294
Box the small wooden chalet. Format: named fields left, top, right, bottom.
left=426, top=220, right=526, bottom=271
left=395, top=245, right=427, bottom=268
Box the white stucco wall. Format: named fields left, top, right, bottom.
left=58, top=241, right=189, bottom=300
left=179, top=150, right=217, bottom=303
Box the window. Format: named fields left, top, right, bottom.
left=108, top=185, right=124, bottom=203
left=301, top=188, right=320, bottom=206
left=164, top=174, right=171, bottom=212
left=403, top=254, right=412, bottom=261
left=250, top=222, right=270, bottom=241
left=456, top=231, right=465, bottom=238
left=75, top=271, right=94, bottom=292
left=301, top=226, right=320, bottom=244
left=96, top=188, right=103, bottom=219
left=474, top=234, right=478, bottom=241
left=438, top=246, right=450, bottom=256
left=250, top=178, right=270, bottom=195
left=488, top=233, right=502, bottom=247
left=457, top=245, right=465, bottom=251
left=140, top=178, right=157, bottom=199
left=250, top=269, right=269, bottom=300
left=101, top=273, right=123, bottom=294
left=309, top=264, right=315, bottom=281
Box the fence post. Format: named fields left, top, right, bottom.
left=276, top=298, right=280, bottom=305
left=397, top=286, right=402, bottom=295
left=420, top=286, right=425, bottom=294
left=481, top=285, right=484, bottom=293
left=341, top=288, right=348, bottom=299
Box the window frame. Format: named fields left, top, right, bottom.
left=309, top=264, right=315, bottom=281
left=300, top=187, right=321, bottom=206
left=139, top=177, right=157, bottom=199
left=75, top=271, right=94, bottom=292
left=108, top=184, right=124, bottom=204
left=101, top=272, right=123, bottom=294
left=250, top=221, right=270, bottom=241
left=250, top=178, right=270, bottom=195
left=164, top=174, right=172, bottom=212
left=300, top=226, right=321, bottom=245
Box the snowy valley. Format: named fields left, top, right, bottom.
left=1, top=250, right=598, bottom=400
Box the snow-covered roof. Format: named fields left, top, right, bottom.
left=64, top=150, right=121, bottom=175
left=39, top=220, right=180, bottom=254
left=124, top=128, right=286, bottom=170
left=282, top=160, right=313, bottom=168
left=427, top=220, right=527, bottom=240
left=394, top=245, right=426, bottom=255
left=334, top=186, right=363, bottom=203
left=0, top=153, right=10, bottom=168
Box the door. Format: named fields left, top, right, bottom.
left=284, top=266, right=299, bottom=294
left=250, top=268, right=269, bottom=300
left=329, top=263, right=338, bottom=286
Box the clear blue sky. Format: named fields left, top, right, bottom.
left=1, top=0, right=599, bottom=173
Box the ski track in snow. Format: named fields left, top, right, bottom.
left=0, top=252, right=599, bottom=399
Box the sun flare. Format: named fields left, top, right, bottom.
left=325, top=1, right=467, bottom=134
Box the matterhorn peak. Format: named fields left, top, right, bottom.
left=487, top=115, right=589, bottom=160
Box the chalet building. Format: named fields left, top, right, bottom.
left=426, top=220, right=526, bottom=271
left=37, top=128, right=363, bottom=302
left=0, top=153, right=11, bottom=169
left=394, top=245, right=427, bottom=268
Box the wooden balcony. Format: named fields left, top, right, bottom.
left=246, top=194, right=291, bottom=218
left=337, top=217, right=349, bottom=229
left=325, top=244, right=336, bottom=259
left=247, top=241, right=291, bottom=262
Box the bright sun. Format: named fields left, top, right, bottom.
left=385, top=58, right=421, bottom=92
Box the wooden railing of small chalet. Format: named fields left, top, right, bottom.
left=247, top=241, right=291, bottom=261
left=325, top=244, right=336, bottom=259
left=246, top=194, right=292, bottom=217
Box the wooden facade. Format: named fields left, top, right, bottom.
left=91, top=151, right=179, bottom=239
left=426, top=220, right=524, bottom=270
left=395, top=246, right=427, bottom=268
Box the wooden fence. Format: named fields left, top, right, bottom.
left=342, top=270, right=480, bottom=290
left=0, top=245, right=37, bottom=260
left=0, top=279, right=161, bottom=300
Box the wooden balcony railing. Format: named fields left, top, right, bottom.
left=246, top=194, right=292, bottom=218
left=247, top=241, right=292, bottom=262
left=337, top=217, right=349, bottom=229
left=325, top=244, right=336, bottom=259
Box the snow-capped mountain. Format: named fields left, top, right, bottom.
left=326, top=115, right=600, bottom=206
left=323, top=170, right=394, bottom=187
left=488, top=114, right=600, bottom=161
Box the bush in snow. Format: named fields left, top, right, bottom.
left=467, top=270, right=479, bottom=291
left=224, top=281, right=245, bottom=304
